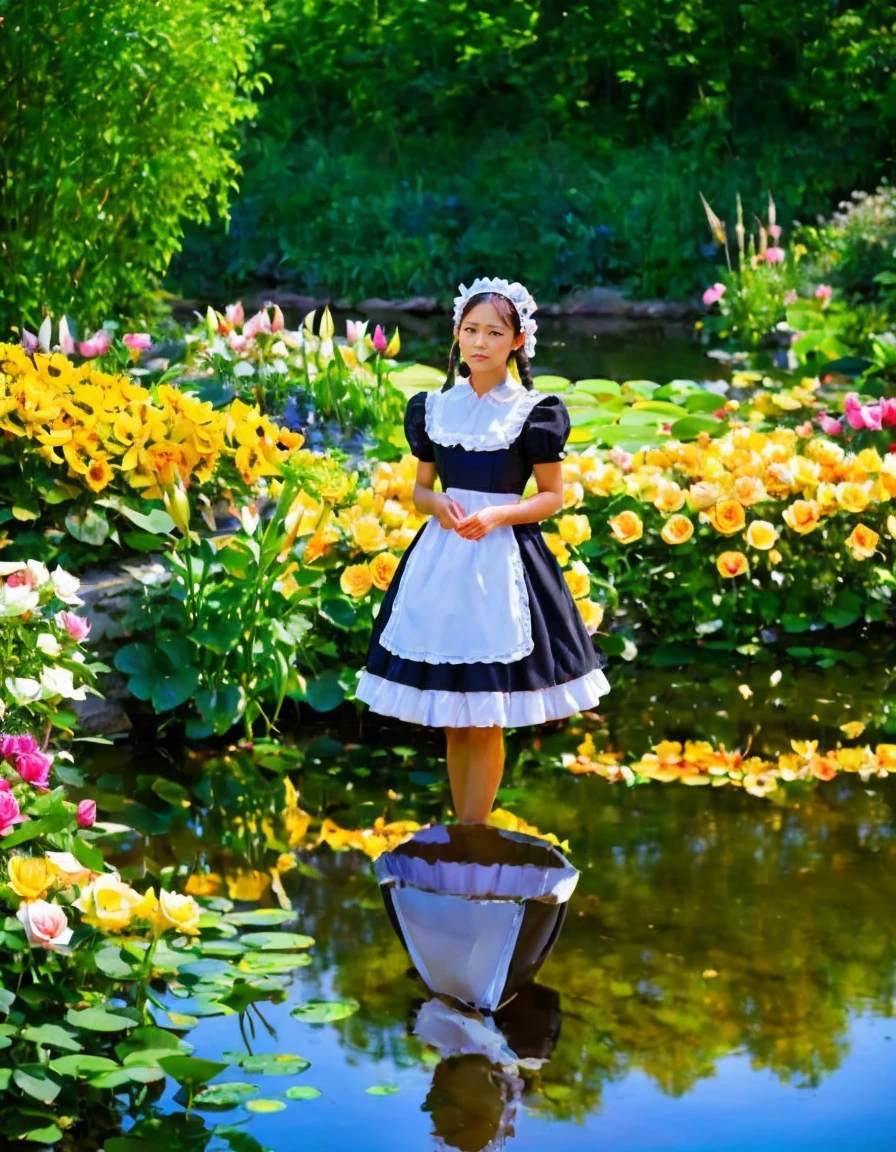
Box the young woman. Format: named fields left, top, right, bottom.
left=355, top=276, right=611, bottom=822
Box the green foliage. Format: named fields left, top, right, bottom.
left=0, top=0, right=269, bottom=332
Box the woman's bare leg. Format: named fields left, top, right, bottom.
left=458, top=726, right=505, bottom=823
left=444, top=727, right=470, bottom=818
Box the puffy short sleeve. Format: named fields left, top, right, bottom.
left=404, top=391, right=435, bottom=462
left=524, top=395, right=571, bottom=464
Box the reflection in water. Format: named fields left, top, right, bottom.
left=375, top=825, right=575, bottom=1150
left=375, top=824, right=578, bottom=1011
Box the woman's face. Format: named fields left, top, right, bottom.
left=455, top=300, right=524, bottom=374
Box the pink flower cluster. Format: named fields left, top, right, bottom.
left=55, top=609, right=91, bottom=641
left=844, top=392, right=896, bottom=432
left=216, top=301, right=285, bottom=352
left=0, top=732, right=52, bottom=791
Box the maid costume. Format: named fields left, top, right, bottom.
left=354, top=375, right=611, bottom=728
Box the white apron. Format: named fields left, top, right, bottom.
left=378, top=486, right=533, bottom=665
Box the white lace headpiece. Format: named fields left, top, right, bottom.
left=453, top=276, right=538, bottom=359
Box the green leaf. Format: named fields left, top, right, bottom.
left=245, top=1098, right=286, bottom=1113
left=194, top=1081, right=260, bottom=1108
left=224, top=909, right=295, bottom=927
left=241, top=932, right=314, bottom=952
left=21, top=1024, right=82, bottom=1052
left=114, top=642, right=158, bottom=676
left=318, top=596, right=357, bottom=631
left=289, top=998, right=359, bottom=1024
left=116, top=503, right=177, bottom=535
left=158, top=1055, right=229, bottom=1086
left=13, top=1065, right=62, bottom=1104
left=65, top=1007, right=139, bottom=1032
left=240, top=1052, right=310, bottom=1075
left=365, top=1084, right=399, bottom=1096
left=71, top=836, right=106, bottom=873
left=305, top=669, right=347, bottom=712
left=49, top=1054, right=118, bottom=1078
left=668, top=414, right=724, bottom=440
left=65, top=507, right=111, bottom=545
left=151, top=664, right=201, bottom=712
left=0, top=812, right=71, bottom=849
left=285, top=1085, right=321, bottom=1100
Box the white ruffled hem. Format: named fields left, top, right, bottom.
left=355, top=667, right=610, bottom=728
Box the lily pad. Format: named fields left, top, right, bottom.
left=366, top=1084, right=400, bottom=1096
left=241, top=1053, right=310, bottom=1076
left=241, top=932, right=315, bottom=952
left=245, top=1098, right=287, bottom=1114
left=194, top=1081, right=260, bottom=1109
left=289, top=998, right=360, bottom=1024
left=285, top=1085, right=322, bottom=1100
left=224, top=909, right=296, bottom=927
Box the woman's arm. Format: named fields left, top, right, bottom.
left=454, top=462, right=563, bottom=539
left=412, top=461, right=466, bottom=530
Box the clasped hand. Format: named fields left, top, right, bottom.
left=434, top=495, right=506, bottom=540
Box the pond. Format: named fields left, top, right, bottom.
left=82, top=628, right=896, bottom=1152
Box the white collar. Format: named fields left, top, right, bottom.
left=424, top=376, right=544, bottom=452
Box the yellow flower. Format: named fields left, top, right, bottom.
left=225, top=870, right=271, bottom=902
left=705, top=499, right=746, bottom=535
left=688, top=481, right=720, bottom=510
left=156, top=890, right=201, bottom=936
left=557, top=513, right=591, bottom=546
left=184, top=872, right=223, bottom=897
left=340, top=563, right=373, bottom=598
left=7, top=856, right=55, bottom=902
left=660, top=514, right=694, bottom=545
left=782, top=499, right=821, bottom=534
left=844, top=523, right=879, bottom=561
left=653, top=480, right=686, bottom=513
left=352, top=514, right=387, bottom=553
left=836, top=481, right=873, bottom=514
left=745, top=520, right=778, bottom=550
left=856, top=447, right=883, bottom=473
left=608, top=510, right=643, bottom=544
left=732, top=475, right=767, bottom=506
left=74, top=873, right=144, bottom=932
left=542, top=532, right=570, bottom=566
left=887, top=514, right=896, bottom=539
left=563, top=560, right=591, bottom=600
left=83, top=455, right=115, bottom=493
left=276, top=852, right=297, bottom=873
left=368, top=552, right=399, bottom=591
left=576, top=598, right=604, bottom=633
left=716, top=551, right=749, bottom=578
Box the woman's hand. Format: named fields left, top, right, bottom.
left=433, top=493, right=467, bottom=531
left=455, top=506, right=507, bottom=540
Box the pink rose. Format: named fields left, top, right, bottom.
left=77, top=799, right=97, bottom=828
left=372, top=324, right=388, bottom=353
left=6, top=569, right=34, bottom=589
left=0, top=792, right=27, bottom=836
left=123, top=332, right=152, bottom=351
left=814, top=285, right=833, bottom=304
left=880, top=398, right=896, bottom=428
left=17, top=900, right=73, bottom=952
left=764, top=246, right=785, bottom=264
left=0, top=779, right=10, bottom=793
left=844, top=392, right=866, bottom=431
left=54, top=610, right=91, bottom=642
left=16, top=750, right=52, bottom=791
left=818, top=413, right=842, bottom=436
left=702, top=282, right=726, bottom=307
left=0, top=733, right=38, bottom=759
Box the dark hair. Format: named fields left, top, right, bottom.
left=443, top=292, right=534, bottom=392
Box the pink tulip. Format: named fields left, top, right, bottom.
left=271, top=304, right=284, bottom=333
left=880, top=398, right=896, bottom=427
left=17, top=900, right=73, bottom=952
left=818, top=413, right=842, bottom=436
left=346, top=320, right=359, bottom=343
left=0, top=733, right=38, bottom=759
left=225, top=301, right=245, bottom=327
left=844, top=392, right=865, bottom=430
left=243, top=309, right=272, bottom=339
left=54, top=610, right=91, bottom=642
left=862, top=403, right=883, bottom=431
left=228, top=332, right=248, bottom=353
left=768, top=224, right=782, bottom=241
left=0, top=792, right=27, bottom=836
left=77, top=799, right=97, bottom=828
left=814, top=285, right=833, bottom=304
left=123, top=332, right=152, bottom=351
left=78, top=329, right=112, bottom=358
left=372, top=324, right=388, bottom=353
left=702, top=282, right=726, bottom=306
left=16, top=750, right=52, bottom=790
left=59, top=320, right=76, bottom=355
left=764, top=246, right=785, bottom=264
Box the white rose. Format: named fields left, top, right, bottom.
left=36, top=633, right=63, bottom=657
left=26, top=561, right=50, bottom=589
left=5, top=676, right=43, bottom=704
left=40, top=666, right=88, bottom=701
left=50, top=566, right=83, bottom=605
left=0, top=583, right=40, bottom=618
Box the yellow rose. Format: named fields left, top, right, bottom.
left=542, top=532, right=570, bottom=566
left=352, top=514, right=387, bottom=554
left=782, top=499, right=821, bottom=534
left=562, top=481, right=585, bottom=509
left=368, top=552, right=399, bottom=591
left=716, top=551, right=749, bottom=578
left=836, top=482, right=871, bottom=514
left=563, top=561, right=591, bottom=600
left=74, top=873, right=144, bottom=932
left=8, top=856, right=55, bottom=902
left=845, top=523, right=880, bottom=561
left=732, top=475, right=767, bottom=506
left=660, top=514, right=694, bottom=545
left=608, top=510, right=643, bottom=545
left=156, top=890, right=201, bottom=936
left=769, top=548, right=783, bottom=565
left=745, top=520, right=779, bottom=550
left=576, top=598, right=605, bottom=634
left=857, top=447, right=883, bottom=473
left=557, top=513, right=591, bottom=546
left=705, top=499, right=746, bottom=535
left=887, top=514, right=896, bottom=539
left=688, top=481, right=720, bottom=511
left=340, top=564, right=373, bottom=598
left=653, top=480, right=687, bottom=513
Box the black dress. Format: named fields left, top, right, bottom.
left=355, top=378, right=611, bottom=727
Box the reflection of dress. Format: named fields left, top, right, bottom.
left=355, top=378, right=611, bottom=728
